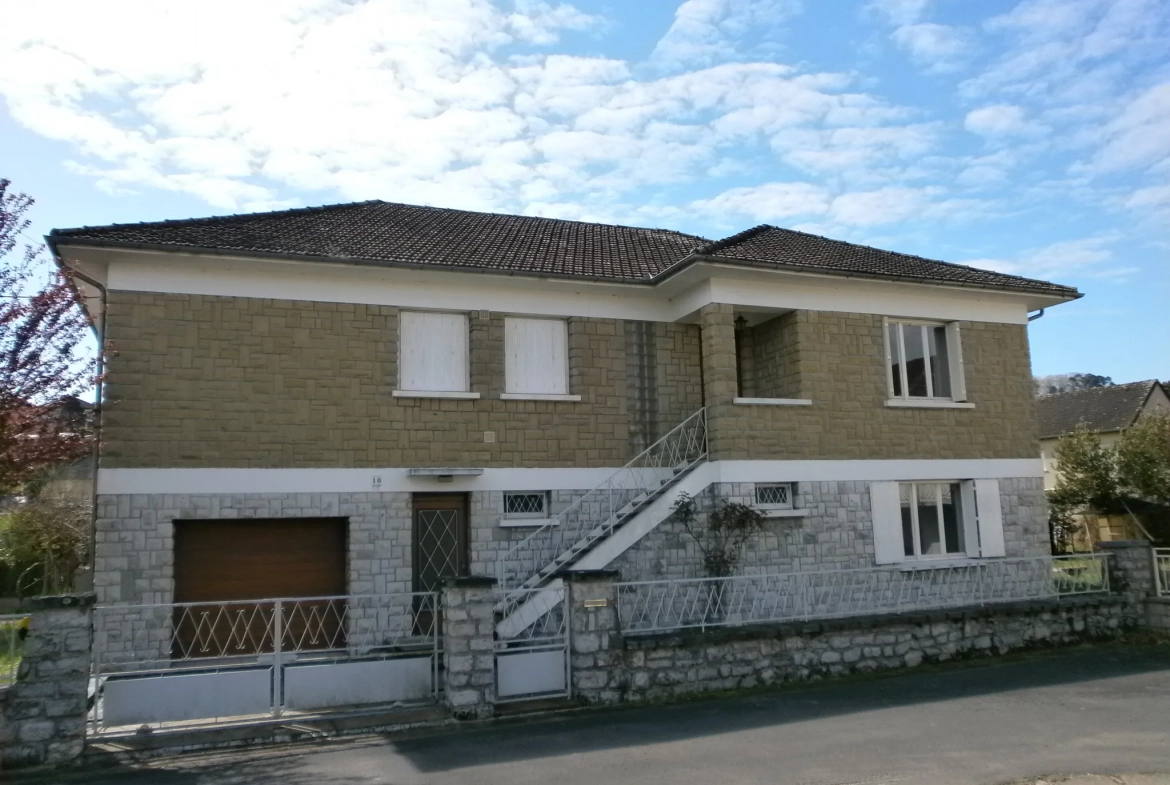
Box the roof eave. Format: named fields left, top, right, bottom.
left=686, top=252, right=1082, bottom=303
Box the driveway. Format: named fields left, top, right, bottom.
left=22, top=644, right=1170, bottom=785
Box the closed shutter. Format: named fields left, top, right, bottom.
left=974, top=479, right=1006, bottom=557
left=945, top=322, right=967, bottom=401
left=505, top=317, right=568, bottom=395
left=399, top=311, right=468, bottom=392
left=870, top=481, right=904, bottom=565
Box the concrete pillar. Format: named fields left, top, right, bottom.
left=441, top=576, right=496, bottom=719
left=563, top=570, right=623, bottom=704
left=699, top=303, right=739, bottom=460
left=0, top=594, right=95, bottom=770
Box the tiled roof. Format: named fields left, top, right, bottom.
left=1036, top=380, right=1162, bottom=439
left=51, top=201, right=707, bottom=283
left=51, top=201, right=1079, bottom=297
left=696, top=225, right=1079, bottom=297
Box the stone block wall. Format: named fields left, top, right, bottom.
left=626, top=321, right=704, bottom=453
left=611, top=477, right=1050, bottom=581
left=102, top=293, right=639, bottom=469
left=441, top=577, right=497, bottom=719
left=699, top=307, right=1041, bottom=461
left=565, top=573, right=1132, bottom=705
left=738, top=312, right=800, bottom=400
left=0, top=595, right=93, bottom=770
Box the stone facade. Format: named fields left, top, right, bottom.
left=441, top=577, right=497, bottom=718
left=0, top=595, right=93, bottom=770
left=103, top=293, right=636, bottom=469
left=612, top=477, right=1050, bottom=581
left=699, top=308, right=1041, bottom=461
left=564, top=574, right=1133, bottom=705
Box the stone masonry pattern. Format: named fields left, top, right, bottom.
left=566, top=573, right=1134, bottom=705
left=0, top=597, right=93, bottom=770
left=103, top=292, right=1039, bottom=470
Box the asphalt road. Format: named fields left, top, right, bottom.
left=23, top=644, right=1170, bottom=785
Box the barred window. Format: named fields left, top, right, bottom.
left=503, top=492, right=548, bottom=519
left=755, top=483, right=794, bottom=510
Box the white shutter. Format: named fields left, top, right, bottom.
left=959, top=480, right=979, bottom=555
left=399, top=311, right=468, bottom=392
left=945, top=322, right=967, bottom=401
left=870, top=481, right=904, bottom=565
left=505, top=318, right=568, bottom=395
left=974, top=478, right=1006, bottom=557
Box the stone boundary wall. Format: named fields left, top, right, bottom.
left=1149, top=598, right=1170, bottom=633
left=0, top=595, right=94, bottom=770
left=565, top=574, right=1135, bottom=705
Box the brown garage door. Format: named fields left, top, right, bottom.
left=173, top=518, right=347, bottom=657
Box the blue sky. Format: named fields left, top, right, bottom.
left=1, top=0, right=1167, bottom=382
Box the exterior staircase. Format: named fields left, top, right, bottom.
left=495, top=408, right=708, bottom=638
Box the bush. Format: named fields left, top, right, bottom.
left=0, top=495, right=88, bottom=597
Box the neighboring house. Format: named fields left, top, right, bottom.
left=49, top=201, right=1080, bottom=615
left=1038, top=380, right=1170, bottom=491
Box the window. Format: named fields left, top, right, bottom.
left=869, top=479, right=1005, bottom=564
left=503, top=492, right=548, bottom=520
left=398, top=311, right=469, bottom=392
left=885, top=320, right=966, bottom=401
left=505, top=318, right=569, bottom=396
left=755, top=483, right=794, bottom=510
left=899, top=482, right=966, bottom=558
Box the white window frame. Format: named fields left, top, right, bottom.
left=393, top=310, right=477, bottom=399
left=883, top=318, right=967, bottom=405
left=502, top=317, right=579, bottom=401
left=754, top=483, right=794, bottom=511
left=871, top=478, right=1005, bottom=565
left=500, top=491, right=555, bottom=528
left=898, top=481, right=969, bottom=560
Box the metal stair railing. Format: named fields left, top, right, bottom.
left=496, top=408, right=708, bottom=600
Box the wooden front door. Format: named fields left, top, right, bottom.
left=412, top=494, right=469, bottom=634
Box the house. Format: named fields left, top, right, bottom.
left=49, top=201, right=1080, bottom=639
left=1038, top=380, right=1170, bottom=491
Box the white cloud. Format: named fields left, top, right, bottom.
left=963, top=235, right=1129, bottom=280
left=1082, top=82, right=1170, bottom=173
left=650, top=0, right=802, bottom=66
left=964, top=104, right=1037, bottom=137
left=890, top=23, right=971, bottom=72
left=690, top=181, right=830, bottom=223
left=867, top=0, right=932, bottom=26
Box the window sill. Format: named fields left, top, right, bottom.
left=733, top=397, right=813, bottom=406
left=761, top=508, right=810, bottom=519
left=392, top=390, right=481, bottom=400
left=499, top=517, right=557, bottom=528
left=885, top=399, right=974, bottom=409
left=896, top=558, right=981, bottom=571
left=499, top=393, right=582, bottom=402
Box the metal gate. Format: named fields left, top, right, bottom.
left=91, top=591, right=440, bottom=732
left=494, top=584, right=570, bottom=702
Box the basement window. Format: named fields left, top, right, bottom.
left=755, top=483, right=794, bottom=510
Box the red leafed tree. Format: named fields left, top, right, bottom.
left=0, top=178, right=98, bottom=492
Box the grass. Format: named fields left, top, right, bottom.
left=1053, top=557, right=1108, bottom=592
left=0, top=616, right=28, bottom=686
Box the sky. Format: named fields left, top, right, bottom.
left=1, top=0, right=1167, bottom=382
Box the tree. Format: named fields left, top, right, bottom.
left=1116, top=413, right=1170, bottom=505
left=0, top=178, right=97, bottom=492
left=1034, top=373, right=1114, bottom=396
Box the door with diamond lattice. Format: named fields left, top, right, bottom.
left=412, top=494, right=469, bottom=630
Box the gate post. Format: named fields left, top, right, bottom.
left=562, top=570, right=622, bottom=704
left=441, top=576, right=496, bottom=719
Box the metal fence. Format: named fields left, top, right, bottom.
left=494, top=585, right=570, bottom=702
left=1156, top=548, right=1170, bottom=597
left=92, top=592, right=441, bottom=731
left=616, top=554, right=1111, bottom=635
left=1, top=613, right=30, bottom=689
left=497, top=408, right=707, bottom=596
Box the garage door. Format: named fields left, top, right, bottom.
left=173, top=518, right=347, bottom=657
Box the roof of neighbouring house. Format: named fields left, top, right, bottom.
left=49, top=200, right=1080, bottom=297
left=1036, top=380, right=1165, bottom=439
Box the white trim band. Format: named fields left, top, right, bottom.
left=96, top=458, right=1043, bottom=496
left=733, top=397, right=813, bottom=406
